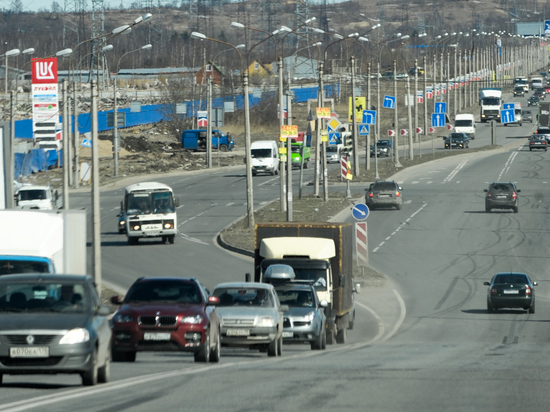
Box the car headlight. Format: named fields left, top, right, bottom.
left=59, top=328, right=90, bottom=345
left=130, top=224, right=141, bottom=231
left=259, top=317, right=275, bottom=327
left=119, top=220, right=125, bottom=226
left=181, top=315, right=203, bottom=324
left=164, top=222, right=174, bottom=229
left=113, top=314, right=135, bottom=323
left=304, top=311, right=315, bottom=322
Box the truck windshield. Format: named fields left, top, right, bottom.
left=252, top=148, right=272, bottom=158
left=0, top=259, right=50, bottom=275
left=482, top=98, right=500, bottom=105
left=127, top=194, right=151, bottom=215
left=454, top=120, right=472, bottom=127
left=127, top=192, right=174, bottom=215
left=292, top=268, right=327, bottom=291
left=18, top=190, right=48, bottom=201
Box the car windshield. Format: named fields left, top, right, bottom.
left=493, top=274, right=529, bottom=285
left=125, top=280, right=202, bottom=304
left=251, top=148, right=272, bottom=158
left=326, top=146, right=338, bottom=154
left=449, top=133, right=465, bottom=139
left=213, top=287, right=274, bottom=307
left=0, top=259, right=50, bottom=275
left=127, top=193, right=151, bottom=215
left=0, top=282, right=89, bottom=313
left=276, top=289, right=315, bottom=308
left=151, top=192, right=175, bottom=214
left=455, top=120, right=472, bottom=127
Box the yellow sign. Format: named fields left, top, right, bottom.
left=316, top=107, right=331, bottom=119
left=327, top=117, right=341, bottom=131
left=279, top=147, right=287, bottom=155
left=321, top=134, right=329, bottom=142
left=349, top=96, right=366, bottom=122
left=280, top=125, right=299, bottom=141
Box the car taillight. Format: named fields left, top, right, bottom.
left=525, top=286, right=532, bottom=295
left=512, top=192, right=517, bottom=199
left=369, top=193, right=374, bottom=198
left=490, top=287, right=498, bottom=295
left=486, top=192, right=492, bottom=198
left=396, top=191, right=401, bottom=197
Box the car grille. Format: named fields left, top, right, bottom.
left=222, top=318, right=255, bottom=327
left=284, top=318, right=311, bottom=327
left=138, top=315, right=177, bottom=327
left=2, top=335, right=58, bottom=345
left=0, top=357, right=62, bottom=367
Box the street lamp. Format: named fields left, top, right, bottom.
left=3, top=48, right=20, bottom=95
left=191, top=31, right=255, bottom=228
left=112, top=43, right=152, bottom=177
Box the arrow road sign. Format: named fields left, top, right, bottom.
left=431, top=113, right=446, bottom=127
left=400, top=129, right=408, bottom=136
left=352, top=203, right=370, bottom=221
left=501, top=108, right=515, bottom=124
left=429, top=126, right=436, bottom=133
left=388, top=130, right=396, bottom=136
left=383, top=96, right=396, bottom=109
left=435, top=102, right=447, bottom=114
left=447, top=124, right=454, bottom=130
left=362, top=110, right=376, bottom=125
left=416, top=127, right=424, bottom=134
left=359, top=124, right=369, bottom=136
left=503, top=103, right=514, bottom=110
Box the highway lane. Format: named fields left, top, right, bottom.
left=4, top=97, right=550, bottom=409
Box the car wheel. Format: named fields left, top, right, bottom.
left=487, top=303, right=494, bottom=313
left=210, top=330, right=221, bottom=363
left=513, top=206, right=519, bottom=214
left=195, top=331, right=210, bottom=362
left=485, top=204, right=491, bottom=213
left=81, top=347, right=98, bottom=386
left=125, top=351, right=136, bottom=362
left=529, top=301, right=535, bottom=314
left=504, top=123, right=507, bottom=126
left=267, top=336, right=278, bottom=357
left=161, top=236, right=167, bottom=244
left=0, top=374, right=2, bottom=384
left=98, top=351, right=110, bottom=384
left=219, top=144, right=228, bottom=152
left=277, top=335, right=283, bottom=356
left=168, top=235, right=175, bottom=244
left=112, top=348, right=127, bottom=362
left=128, top=237, right=138, bottom=245
left=321, top=330, right=327, bottom=350
left=348, top=310, right=355, bottom=330
left=118, top=229, right=124, bottom=234
left=311, top=332, right=323, bottom=350
left=335, top=324, right=347, bottom=344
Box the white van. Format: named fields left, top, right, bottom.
left=454, top=114, right=476, bottom=140
left=15, top=185, right=57, bottom=210
left=251, top=140, right=279, bottom=176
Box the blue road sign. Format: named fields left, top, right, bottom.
left=435, top=102, right=447, bottom=114
left=503, top=103, right=514, bottom=110
left=352, top=203, right=370, bottom=221
left=82, top=139, right=92, bottom=148
left=362, top=110, right=376, bottom=125
left=329, top=132, right=341, bottom=144
left=359, top=124, right=369, bottom=136
left=383, top=96, right=396, bottom=109
left=431, top=113, right=446, bottom=128
left=545, top=20, right=550, bottom=33
left=501, top=109, right=515, bottom=124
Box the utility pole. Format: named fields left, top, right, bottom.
left=278, top=57, right=287, bottom=211
left=62, top=79, right=69, bottom=209
left=207, top=76, right=212, bottom=168
left=350, top=56, right=360, bottom=176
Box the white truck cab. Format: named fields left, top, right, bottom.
left=251, top=140, right=279, bottom=176
left=15, top=185, right=57, bottom=210
left=454, top=114, right=476, bottom=139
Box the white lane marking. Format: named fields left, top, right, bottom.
left=427, top=181, right=433, bottom=184
left=411, top=181, right=419, bottom=184
left=226, top=203, right=235, bottom=207
left=373, top=203, right=428, bottom=252
left=497, top=151, right=518, bottom=180
left=442, top=159, right=468, bottom=183
left=179, top=233, right=209, bottom=245
left=259, top=177, right=279, bottom=186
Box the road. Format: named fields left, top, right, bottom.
left=2, top=91, right=550, bottom=411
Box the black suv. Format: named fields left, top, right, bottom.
left=365, top=181, right=403, bottom=210
left=484, top=182, right=520, bottom=213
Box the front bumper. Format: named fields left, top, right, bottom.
left=219, top=326, right=277, bottom=346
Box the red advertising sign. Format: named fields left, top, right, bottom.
left=32, top=57, right=58, bottom=84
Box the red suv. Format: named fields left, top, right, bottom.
left=110, top=277, right=221, bottom=363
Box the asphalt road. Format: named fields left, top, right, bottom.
left=2, top=91, right=550, bottom=411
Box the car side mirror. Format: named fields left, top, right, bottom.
left=280, top=304, right=290, bottom=312
left=483, top=189, right=488, bottom=193
left=353, top=283, right=361, bottom=294
left=533, top=281, right=538, bottom=286
left=483, top=281, right=491, bottom=286
left=110, top=295, right=123, bottom=305
left=516, top=189, right=521, bottom=193
left=319, top=300, right=328, bottom=308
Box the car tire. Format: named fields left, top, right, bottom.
left=98, top=352, right=110, bottom=384
left=335, top=324, right=347, bottom=344
left=529, top=302, right=535, bottom=314
left=128, top=237, right=138, bottom=245
left=125, top=351, right=136, bottom=362
left=277, top=335, right=283, bottom=356
left=530, top=148, right=532, bottom=151
left=311, top=332, right=323, bottom=350
left=267, top=336, right=278, bottom=357
left=485, top=204, right=491, bottom=213
left=513, top=206, right=519, bottom=214
left=210, top=330, right=221, bottom=363
left=118, top=229, right=124, bottom=234
left=111, top=348, right=126, bottom=362
left=195, top=332, right=210, bottom=362
left=348, top=310, right=355, bottom=330
left=168, top=235, right=175, bottom=244
left=395, top=203, right=402, bottom=210
left=0, top=374, right=2, bottom=384
left=487, top=303, right=494, bottom=313
left=219, top=144, right=228, bottom=152
left=321, top=330, right=327, bottom=350
left=81, top=347, right=98, bottom=386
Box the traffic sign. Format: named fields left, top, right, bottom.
left=447, top=124, right=454, bottom=130
left=388, top=130, right=396, bottom=136
left=352, top=203, right=370, bottom=221
left=429, top=127, right=436, bottom=133
left=546, top=20, right=550, bottom=34
left=362, top=110, right=376, bottom=125
left=501, top=108, right=515, bottom=124
left=358, top=124, right=369, bottom=136
left=329, top=132, right=341, bottom=144
left=503, top=103, right=514, bottom=110
left=431, top=113, right=446, bottom=127
left=383, top=96, right=396, bottom=109
left=327, top=116, right=341, bottom=132
left=400, top=129, right=408, bottom=136
left=82, top=139, right=92, bottom=148
left=416, top=127, right=424, bottom=134
left=435, top=102, right=447, bottom=114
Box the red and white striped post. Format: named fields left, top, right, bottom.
left=341, top=155, right=347, bottom=182
left=355, top=222, right=368, bottom=267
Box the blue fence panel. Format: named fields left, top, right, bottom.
left=14, top=153, right=24, bottom=178
left=31, top=149, right=48, bottom=173
left=20, top=152, right=33, bottom=177
left=46, top=149, right=58, bottom=168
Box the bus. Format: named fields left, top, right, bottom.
left=121, top=182, right=179, bottom=245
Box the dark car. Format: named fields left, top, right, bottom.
left=365, top=180, right=403, bottom=210
left=444, top=132, right=470, bottom=149
left=381, top=71, right=394, bottom=80
left=521, top=110, right=533, bottom=123
left=533, top=90, right=545, bottom=100
left=536, top=126, right=550, bottom=136
left=0, top=274, right=112, bottom=386
left=484, top=272, right=537, bottom=313
left=513, top=86, right=524, bottom=97
left=484, top=182, right=520, bottom=213
left=274, top=283, right=327, bottom=350
left=110, top=277, right=221, bottom=363
left=529, top=135, right=547, bottom=151
left=528, top=95, right=540, bottom=106
left=370, top=139, right=392, bottom=157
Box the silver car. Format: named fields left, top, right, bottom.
left=0, top=274, right=112, bottom=386
left=212, top=282, right=288, bottom=357
left=274, top=283, right=327, bottom=350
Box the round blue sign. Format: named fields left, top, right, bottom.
left=352, top=203, right=369, bottom=221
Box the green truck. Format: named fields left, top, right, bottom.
left=280, top=131, right=311, bottom=169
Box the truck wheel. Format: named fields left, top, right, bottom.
left=348, top=310, right=355, bottom=330
left=128, top=237, right=138, bottom=245
left=336, top=324, right=347, bottom=344
left=326, top=327, right=335, bottom=345
left=304, top=160, right=309, bottom=169
left=168, top=235, right=175, bottom=244
left=219, top=144, right=228, bottom=152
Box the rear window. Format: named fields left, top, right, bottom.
left=489, top=183, right=513, bottom=192
left=373, top=182, right=398, bottom=191
left=494, top=274, right=528, bottom=285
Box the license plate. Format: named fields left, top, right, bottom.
left=503, top=289, right=519, bottom=294
left=143, top=225, right=162, bottom=230
left=282, top=331, right=293, bottom=338
left=226, top=328, right=250, bottom=336
left=143, top=332, right=171, bottom=341
left=496, top=195, right=507, bottom=199
left=10, top=346, right=49, bottom=358
left=379, top=194, right=391, bottom=198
